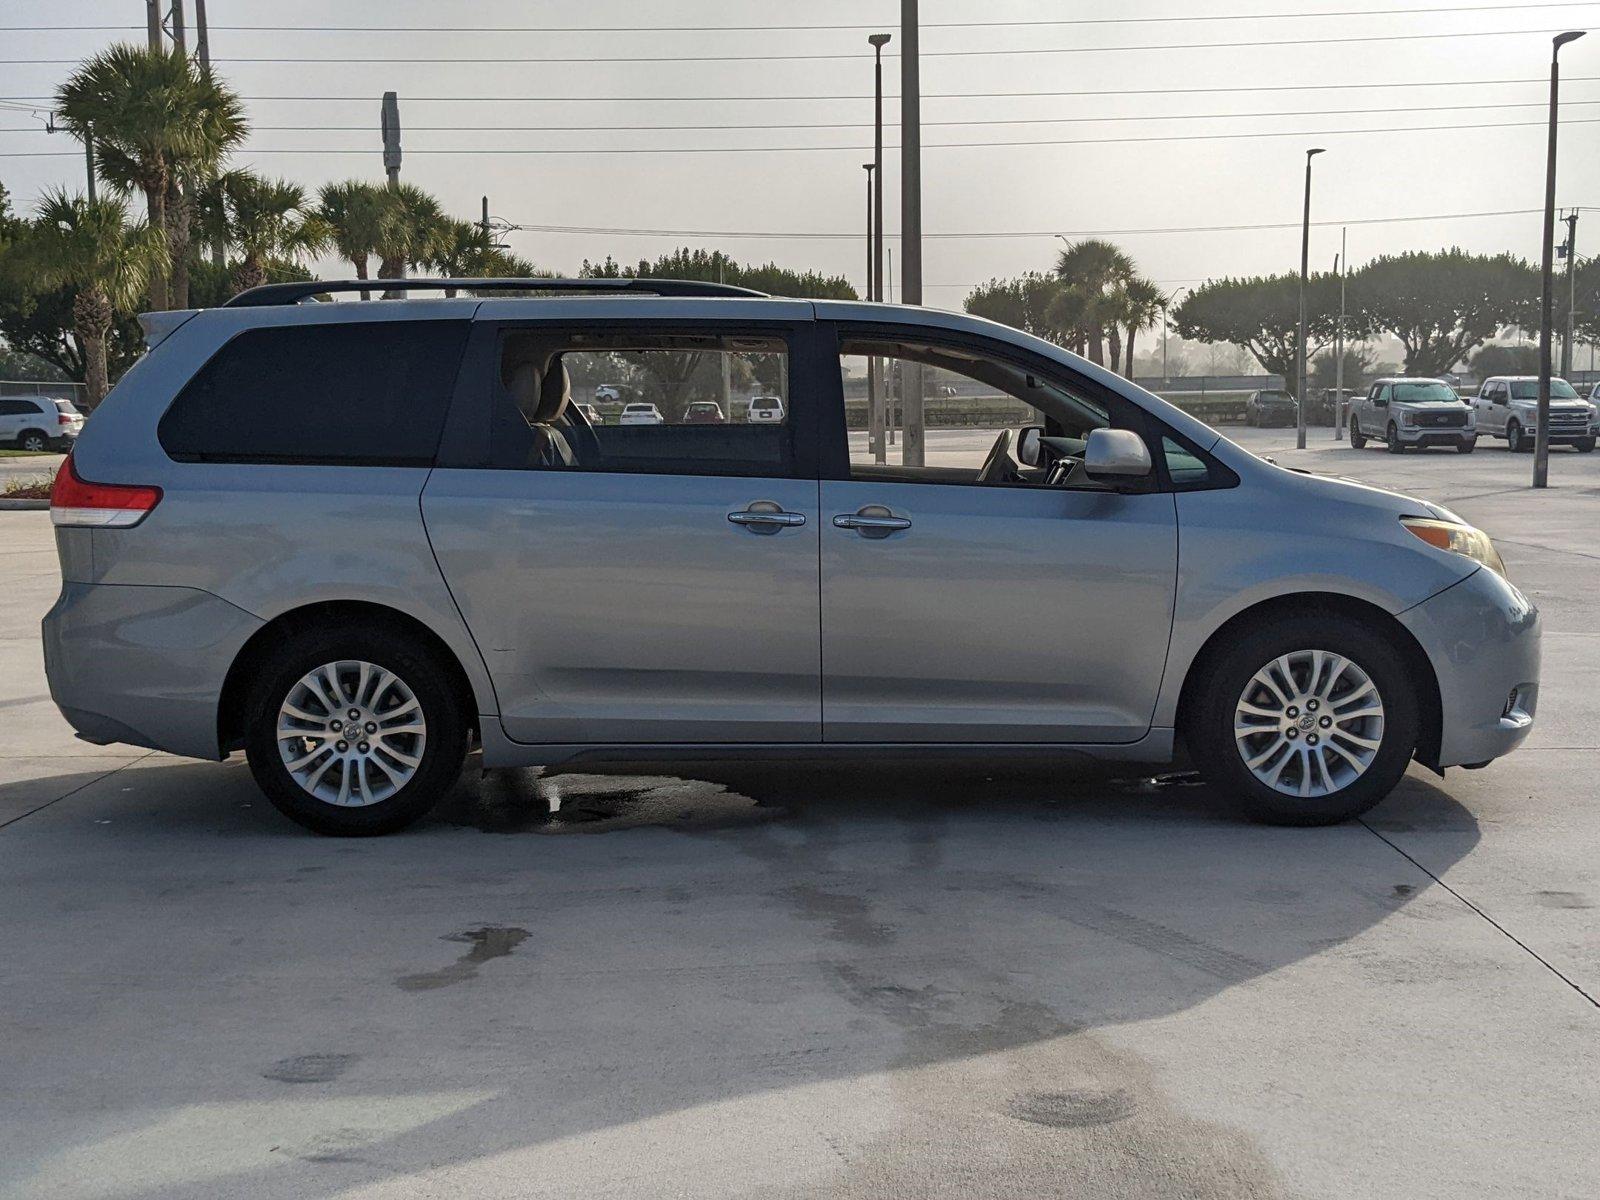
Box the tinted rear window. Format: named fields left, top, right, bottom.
left=159, top=320, right=470, bottom=464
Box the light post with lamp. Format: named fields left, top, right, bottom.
left=1297, top=147, right=1325, bottom=450
left=1535, top=30, right=1586, bottom=488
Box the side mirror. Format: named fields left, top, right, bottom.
left=1017, top=425, right=1043, bottom=467
left=1083, top=428, right=1152, bottom=479
left=1373, top=396, right=1388, bottom=408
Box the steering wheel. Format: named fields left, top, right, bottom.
left=976, top=429, right=1021, bottom=484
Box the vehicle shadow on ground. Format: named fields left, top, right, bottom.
left=2, top=756, right=1479, bottom=1199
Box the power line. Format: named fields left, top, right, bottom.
left=487, top=209, right=1544, bottom=242
left=6, top=115, right=1595, bottom=156
left=11, top=97, right=1600, bottom=135
left=3, top=25, right=1590, bottom=65
left=3, top=2, right=1596, bottom=32
left=7, top=76, right=1600, bottom=104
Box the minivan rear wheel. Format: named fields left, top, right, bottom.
left=1187, top=613, right=1419, bottom=826
left=244, top=627, right=467, bottom=835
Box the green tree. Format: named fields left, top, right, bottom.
left=964, top=273, right=1070, bottom=342
left=1466, top=342, right=1540, bottom=382
left=373, top=183, right=445, bottom=294
left=222, top=175, right=325, bottom=293
left=581, top=247, right=856, bottom=298
left=1117, top=276, right=1166, bottom=378
left=1173, top=273, right=1348, bottom=395
left=1348, top=249, right=1537, bottom=376
left=316, top=180, right=387, bottom=295
left=56, top=43, right=246, bottom=311
left=16, top=190, right=166, bottom=404
left=1054, top=239, right=1136, bottom=368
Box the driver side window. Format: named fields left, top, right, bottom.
left=837, top=337, right=1120, bottom=489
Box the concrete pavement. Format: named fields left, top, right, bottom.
left=1, top=427, right=1597, bottom=1199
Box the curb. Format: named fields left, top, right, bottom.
left=0, top=499, right=50, bottom=510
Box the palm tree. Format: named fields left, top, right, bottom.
left=373, top=183, right=445, bottom=296
left=222, top=175, right=326, bottom=293
left=317, top=180, right=386, bottom=296
left=21, top=190, right=166, bottom=404
left=1118, top=277, right=1166, bottom=378
left=1054, top=239, right=1136, bottom=367
left=191, top=168, right=248, bottom=270
left=424, top=219, right=497, bottom=297
left=56, top=43, right=246, bottom=311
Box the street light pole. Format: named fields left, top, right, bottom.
left=1297, top=147, right=1325, bottom=451
left=1537, top=31, right=1586, bottom=488
left=1334, top=226, right=1347, bottom=440
left=869, top=32, right=891, bottom=464
left=900, top=0, right=924, bottom=467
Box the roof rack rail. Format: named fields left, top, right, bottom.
left=223, top=277, right=767, bottom=308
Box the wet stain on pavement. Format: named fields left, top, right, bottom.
left=396, top=926, right=531, bottom=992
left=1535, top=890, right=1592, bottom=909
left=1005, top=1087, right=1138, bottom=1129
left=262, top=1053, right=358, bottom=1084
left=777, top=884, right=897, bottom=948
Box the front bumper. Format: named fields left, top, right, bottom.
left=1399, top=567, right=1540, bottom=768
left=1395, top=424, right=1474, bottom=446
left=42, top=582, right=263, bottom=760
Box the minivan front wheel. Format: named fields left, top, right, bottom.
left=1188, top=614, right=1419, bottom=825
left=244, top=628, right=467, bottom=835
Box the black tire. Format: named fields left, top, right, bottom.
left=1456, top=439, right=1475, bottom=454
left=1348, top=416, right=1366, bottom=449
left=1186, top=611, right=1420, bottom=826
left=1507, top=420, right=1529, bottom=452
left=243, top=624, right=468, bottom=835
left=1577, top=437, right=1596, bottom=454
left=17, top=429, right=49, bottom=452
left=1386, top=422, right=1406, bottom=454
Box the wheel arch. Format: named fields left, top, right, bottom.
left=1173, top=591, right=1443, bottom=772
left=217, top=599, right=480, bottom=754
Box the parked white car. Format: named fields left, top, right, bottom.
left=594, top=384, right=622, bottom=403
left=0, top=395, right=83, bottom=451
left=1473, top=376, right=1597, bottom=452
left=747, top=395, right=784, bottom=424
left=618, top=402, right=664, bottom=425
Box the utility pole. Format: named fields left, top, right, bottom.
left=1334, top=228, right=1348, bottom=440
left=146, top=0, right=162, bottom=50
left=381, top=92, right=403, bottom=188
left=481, top=196, right=491, bottom=243
left=899, top=0, right=924, bottom=467
left=82, top=122, right=97, bottom=202
left=869, top=32, right=891, bottom=465
left=1561, top=208, right=1579, bottom=378
left=863, top=162, right=881, bottom=461
left=1536, top=31, right=1586, bottom=488
left=169, top=0, right=186, bottom=54
left=194, top=0, right=210, bottom=72
left=1297, top=147, right=1325, bottom=451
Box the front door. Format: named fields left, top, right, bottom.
left=422, top=316, right=824, bottom=745
left=816, top=329, right=1178, bottom=743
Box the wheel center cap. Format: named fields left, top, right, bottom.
left=1297, top=714, right=1316, bottom=731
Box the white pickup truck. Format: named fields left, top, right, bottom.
left=1348, top=377, right=1476, bottom=454
left=1471, top=375, right=1597, bottom=452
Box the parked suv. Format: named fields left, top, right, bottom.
left=1472, top=376, right=1597, bottom=453
left=44, top=279, right=1539, bottom=835
left=1, top=395, right=83, bottom=451
left=1349, top=378, right=1476, bottom=453
left=1243, top=390, right=1298, bottom=427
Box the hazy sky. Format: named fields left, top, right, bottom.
left=3, top=0, right=1599, bottom=307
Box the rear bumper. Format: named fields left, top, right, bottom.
left=42, top=582, right=262, bottom=760
left=1399, top=567, right=1540, bottom=768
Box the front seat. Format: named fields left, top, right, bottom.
left=526, top=356, right=579, bottom=469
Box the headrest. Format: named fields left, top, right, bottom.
left=532, top=356, right=570, bottom=424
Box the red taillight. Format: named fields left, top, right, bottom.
left=58, top=413, right=72, bottom=425
left=50, top=455, right=161, bottom=528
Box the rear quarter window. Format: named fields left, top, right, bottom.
left=158, top=320, right=470, bottom=465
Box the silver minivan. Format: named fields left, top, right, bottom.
left=42, top=279, right=1540, bottom=835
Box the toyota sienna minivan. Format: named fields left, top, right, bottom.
left=43, top=278, right=1540, bottom=835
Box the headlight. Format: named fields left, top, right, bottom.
left=1401, top=517, right=1508, bottom=577
left=1400, top=411, right=1416, bottom=426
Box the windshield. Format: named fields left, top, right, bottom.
left=1510, top=380, right=1580, bottom=400
left=52, top=399, right=81, bottom=414
left=1392, top=382, right=1459, bottom=404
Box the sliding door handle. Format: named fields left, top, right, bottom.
left=833, top=506, right=912, bottom=538
left=728, top=502, right=807, bottom=533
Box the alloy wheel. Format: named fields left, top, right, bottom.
left=275, top=660, right=427, bottom=806
left=1233, top=649, right=1385, bottom=798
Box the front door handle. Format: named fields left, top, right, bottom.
left=728, top=502, right=806, bottom=533
left=833, top=506, right=912, bottom=537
